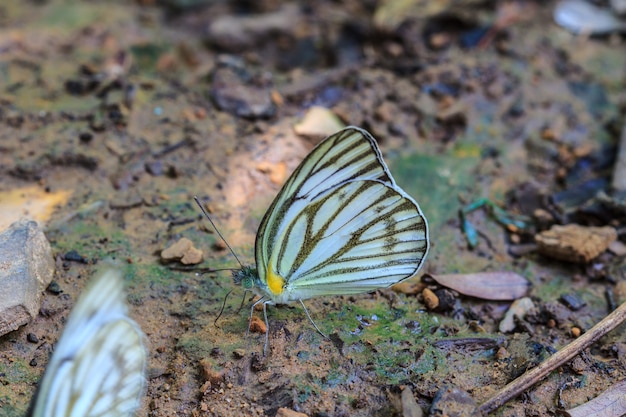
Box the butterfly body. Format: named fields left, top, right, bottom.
left=235, top=126, right=429, bottom=306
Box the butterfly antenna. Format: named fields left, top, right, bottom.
left=193, top=196, right=244, bottom=268
left=214, top=288, right=234, bottom=328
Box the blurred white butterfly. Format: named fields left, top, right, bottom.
left=27, top=269, right=147, bottom=417
left=198, top=126, right=429, bottom=350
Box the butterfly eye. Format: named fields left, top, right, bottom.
left=242, top=276, right=254, bottom=290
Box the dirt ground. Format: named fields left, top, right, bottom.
left=1, top=1, right=625, bottom=416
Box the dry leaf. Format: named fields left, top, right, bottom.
left=564, top=379, right=626, bottom=417
left=535, top=224, right=617, bottom=263
left=426, top=272, right=530, bottom=301
left=161, top=237, right=204, bottom=265
left=499, top=297, right=535, bottom=333
left=293, top=106, right=344, bottom=140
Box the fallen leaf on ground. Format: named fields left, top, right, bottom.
left=276, top=407, right=309, bottom=417
left=161, top=237, right=203, bottom=265
left=564, top=378, right=626, bottom=417
left=293, top=106, right=344, bottom=140
left=426, top=272, right=530, bottom=301
left=499, top=297, right=535, bottom=333
left=256, top=161, right=288, bottom=185
left=535, top=224, right=617, bottom=263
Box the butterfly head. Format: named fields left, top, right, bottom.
left=232, top=266, right=258, bottom=291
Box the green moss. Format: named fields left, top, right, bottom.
left=0, top=360, right=39, bottom=385
left=124, top=262, right=173, bottom=288
left=0, top=402, right=24, bottom=417
left=324, top=361, right=346, bottom=388
left=392, top=153, right=478, bottom=233
left=176, top=333, right=217, bottom=359
left=292, top=375, right=321, bottom=403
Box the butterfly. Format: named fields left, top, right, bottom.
left=198, top=126, right=429, bottom=350
left=27, top=269, right=147, bottom=417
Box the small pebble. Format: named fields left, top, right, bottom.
left=496, top=346, right=509, bottom=360
left=434, top=288, right=456, bottom=312
left=276, top=407, right=309, bottom=417
left=422, top=288, right=439, bottom=310
left=145, top=160, right=164, bottom=176
left=199, top=358, right=223, bottom=385
left=64, top=250, right=88, bottom=264
left=570, top=356, right=586, bottom=374
left=26, top=333, right=39, bottom=343
left=401, top=386, right=423, bottom=417
left=161, top=238, right=203, bottom=265
left=249, top=316, right=267, bottom=334
left=79, top=132, right=93, bottom=143
left=392, top=280, right=423, bottom=295
left=560, top=293, right=586, bottom=311
left=46, top=281, right=62, bottom=295
left=430, top=386, right=477, bottom=416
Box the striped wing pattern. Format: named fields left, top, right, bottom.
left=255, top=126, right=429, bottom=302
left=29, top=270, right=146, bottom=417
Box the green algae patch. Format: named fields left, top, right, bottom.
left=392, top=152, right=478, bottom=234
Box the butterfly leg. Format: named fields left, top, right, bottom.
left=236, top=290, right=250, bottom=313
left=299, top=299, right=328, bottom=339
left=262, top=301, right=271, bottom=355
left=248, top=297, right=265, bottom=337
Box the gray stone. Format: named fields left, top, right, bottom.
left=402, top=386, right=424, bottom=417
left=0, top=220, right=54, bottom=336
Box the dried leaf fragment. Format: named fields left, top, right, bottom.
left=499, top=297, right=535, bottom=333
left=256, top=161, right=288, bottom=185
left=276, top=407, right=309, bottom=417
left=426, top=272, right=530, bottom=301
left=535, top=224, right=617, bottom=263
left=161, top=237, right=203, bottom=265
left=564, top=378, right=626, bottom=417
left=293, top=106, right=344, bottom=140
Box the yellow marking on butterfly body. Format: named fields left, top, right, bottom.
left=267, top=268, right=286, bottom=295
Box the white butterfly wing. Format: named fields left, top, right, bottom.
left=255, top=127, right=395, bottom=276
left=255, top=126, right=429, bottom=302
left=29, top=269, right=147, bottom=417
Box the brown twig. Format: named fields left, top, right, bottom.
left=478, top=300, right=626, bottom=414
